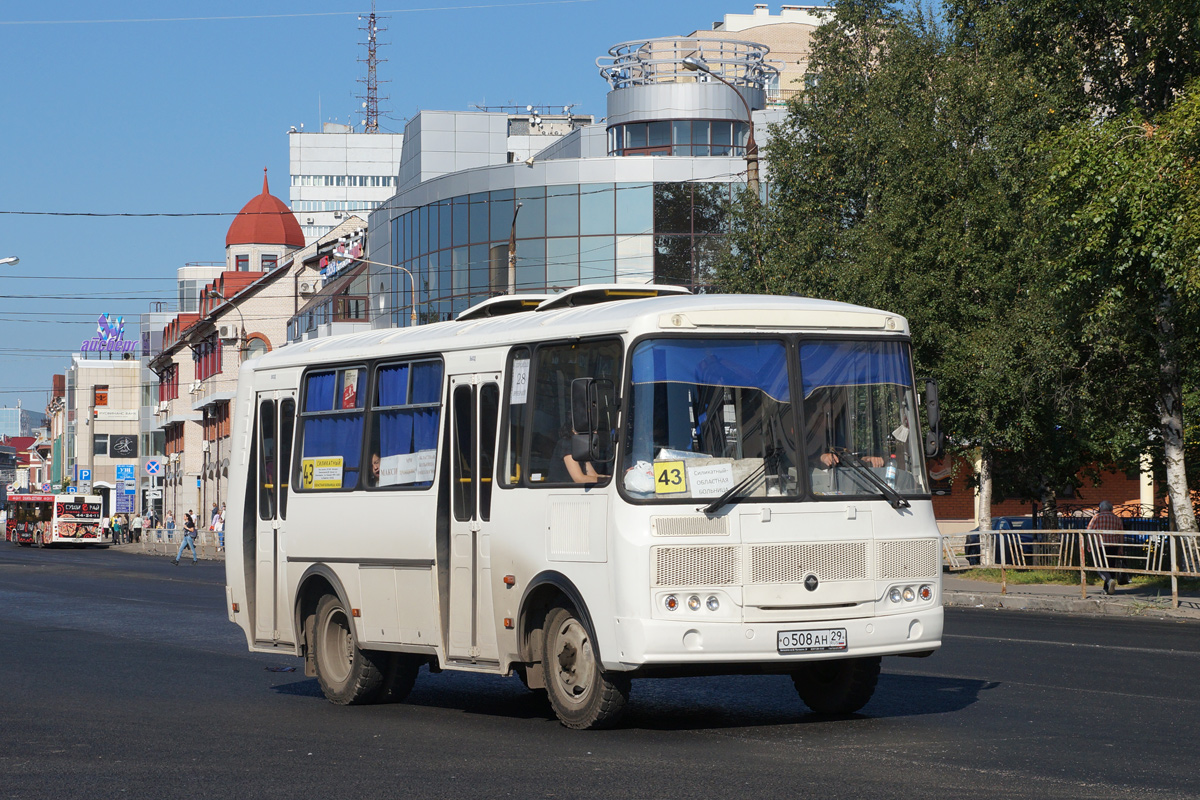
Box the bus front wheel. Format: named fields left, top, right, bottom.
left=542, top=606, right=629, bottom=729
left=792, top=656, right=881, bottom=715
left=312, top=594, right=386, bottom=705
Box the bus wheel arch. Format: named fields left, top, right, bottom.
left=295, top=566, right=354, bottom=676
left=518, top=573, right=629, bottom=729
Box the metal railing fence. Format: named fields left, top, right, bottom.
left=944, top=530, right=1199, bottom=608
left=133, top=526, right=224, bottom=561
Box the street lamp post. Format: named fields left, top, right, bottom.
left=507, top=202, right=523, bottom=296
left=0, top=256, right=19, bottom=267
left=206, top=290, right=246, bottom=361
left=339, top=256, right=419, bottom=325
left=681, top=55, right=759, bottom=196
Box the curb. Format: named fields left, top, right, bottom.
left=944, top=590, right=1197, bottom=622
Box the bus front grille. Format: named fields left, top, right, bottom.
left=876, top=538, right=940, bottom=579
left=654, top=545, right=741, bottom=586
left=652, top=538, right=940, bottom=588
left=749, top=542, right=868, bottom=583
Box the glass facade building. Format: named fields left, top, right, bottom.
left=367, top=37, right=781, bottom=328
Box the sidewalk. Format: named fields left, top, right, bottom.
left=943, top=573, right=1200, bottom=622
left=110, top=535, right=225, bottom=562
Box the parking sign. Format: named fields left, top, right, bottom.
left=78, top=468, right=92, bottom=482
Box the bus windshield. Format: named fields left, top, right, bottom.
left=621, top=337, right=927, bottom=501
left=800, top=339, right=928, bottom=496
left=623, top=338, right=800, bottom=500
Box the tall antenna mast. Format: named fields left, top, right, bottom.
left=357, top=1, right=389, bottom=133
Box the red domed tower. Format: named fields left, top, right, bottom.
left=225, top=169, right=304, bottom=272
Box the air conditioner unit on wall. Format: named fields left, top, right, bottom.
left=189, top=381, right=201, bottom=394
left=218, top=324, right=236, bottom=341
left=157, top=400, right=168, bottom=413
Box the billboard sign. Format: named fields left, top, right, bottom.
left=81, top=313, right=138, bottom=354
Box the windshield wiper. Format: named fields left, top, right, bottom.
left=831, top=448, right=910, bottom=510
left=702, top=463, right=766, bottom=515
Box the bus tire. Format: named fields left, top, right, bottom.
left=313, top=593, right=386, bottom=705
left=379, top=653, right=422, bottom=703
left=792, top=656, right=881, bottom=715
left=542, top=606, right=628, bottom=729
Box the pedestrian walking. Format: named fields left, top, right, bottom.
left=210, top=502, right=219, bottom=528
left=166, top=510, right=175, bottom=532
left=131, top=512, right=143, bottom=544
left=174, top=511, right=198, bottom=565
left=1088, top=500, right=1127, bottom=595
left=100, top=515, right=110, bottom=542
left=112, top=514, right=124, bottom=545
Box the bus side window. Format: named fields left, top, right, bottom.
left=279, top=398, right=295, bottom=519
left=501, top=347, right=530, bottom=486
left=297, top=367, right=366, bottom=491
left=258, top=400, right=277, bottom=520
left=367, top=359, right=443, bottom=490
left=527, top=339, right=621, bottom=485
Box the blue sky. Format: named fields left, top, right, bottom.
left=0, top=0, right=762, bottom=415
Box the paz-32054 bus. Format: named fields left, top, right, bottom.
left=225, top=288, right=944, bottom=728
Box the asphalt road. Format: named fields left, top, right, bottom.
left=2, top=544, right=1198, bottom=800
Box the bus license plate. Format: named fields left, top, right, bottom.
left=777, top=628, right=847, bottom=654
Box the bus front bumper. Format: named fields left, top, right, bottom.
left=607, top=606, right=943, bottom=671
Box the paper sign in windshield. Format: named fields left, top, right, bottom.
left=301, top=456, right=344, bottom=489
left=653, top=460, right=687, bottom=494
left=687, top=462, right=735, bottom=497
left=510, top=359, right=530, bottom=404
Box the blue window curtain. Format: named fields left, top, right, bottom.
left=372, top=360, right=444, bottom=489
left=631, top=339, right=790, bottom=401
left=300, top=369, right=364, bottom=490
left=799, top=341, right=913, bottom=398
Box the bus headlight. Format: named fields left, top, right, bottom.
left=687, top=595, right=701, bottom=611
left=889, top=587, right=903, bottom=604
left=706, top=595, right=720, bottom=611
left=664, top=595, right=679, bottom=612
left=903, top=586, right=916, bottom=602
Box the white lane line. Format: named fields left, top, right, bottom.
left=943, top=633, right=1200, bottom=658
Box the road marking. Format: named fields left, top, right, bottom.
left=943, top=632, right=1200, bottom=658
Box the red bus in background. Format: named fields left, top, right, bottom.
left=5, top=494, right=107, bottom=547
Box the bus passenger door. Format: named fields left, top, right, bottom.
left=253, top=390, right=297, bottom=646
left=447, top=373, right=501, bottom=664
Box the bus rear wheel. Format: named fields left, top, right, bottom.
left=542, top=606, right=629, bottom=729
left=792, top=656, right=881, bottom=715
left=313, top=594, right=386, bottom=705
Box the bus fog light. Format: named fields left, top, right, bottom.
left=903, top=586, right=916, bottom=602
left=665, top=595, right=679, bottom=611
left=687, top=595, right=701, bottom=611
left=919, top=584, right=933, bottom=601
left=706, top=595, right=720, bottom=611
left=889, top=588, right=902, bottom=604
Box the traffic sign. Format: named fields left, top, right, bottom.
left=78, top=468, right=92, bottom=482
left=41, top=483, right=51, bottom=492
left=115, top=464, right=135, bottom=481
left=147, top=489, right=163, bottom=500
left=66, top=487, right=77, bottom=493
left=145, top=460, right=161, bottom=475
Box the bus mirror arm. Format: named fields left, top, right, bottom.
left=922, top=378, right=943, bottom=459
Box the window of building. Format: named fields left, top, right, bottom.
left=261, top=254, right=278, bottom=272
left=93, top=434, right=108, bottom=457
left=236, top=254, right=249, bottom=271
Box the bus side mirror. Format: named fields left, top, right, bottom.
left=571, top=377, right=616, bottom=463
left=923, top=378, right=943, bottom=459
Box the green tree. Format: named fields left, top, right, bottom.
left=718, top=0, right=1092, bottom=524
left=1034, top=83, right=1200, bottom=530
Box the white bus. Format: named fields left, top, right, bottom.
left=225, top=287, right=944, bottom=729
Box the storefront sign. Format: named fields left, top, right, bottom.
left=95, top=409, right=138, bottom=421
left=110, top=435, right=137, bottom=457
left=81, top=313, right=138, bottom=353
